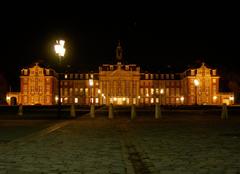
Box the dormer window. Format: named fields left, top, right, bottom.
left=110, top=65, right=113, bottom=71
left=212, top=70, right=216, bottom=76
left=191, top=70, right=195, bottom=76
left=145, top=74, right=149, bottom=79
left=46, top=69, right=50, bottom=75
left=150, top=74, right=153, bottom=79
left=161, top=74, right=164, bottom=79
left=24, top=69, right=28, bottom=75
left=166, top=74, right=169, bottom=79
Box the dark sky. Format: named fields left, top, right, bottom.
left=0, top=4, right=239, bottom=90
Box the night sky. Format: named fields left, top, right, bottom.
left=0, top=5, right=239, bottom=91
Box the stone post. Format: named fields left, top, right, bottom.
left=70, top=104, right=76, bottom=117
left=108, top=103, right=114, bottom=119
left=90, top=104, right=95, bottom=118
left=155, top=103, right=162, bottom=119
left=221, top=103, right=228, bottom=120
left=18, top=104, right=23, bottom=116
left=131, top=104, right=136, bottom=120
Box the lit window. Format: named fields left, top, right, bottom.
left=65, top=74, right=68, bottom=79
left=145, top=88, right=149, bottom=95
left=74, top=98, right=78, bottom=103
left=85, top=88, right=88, bottom=94
left=150, top=74, right=153, bottom=79
left=151, top=88, right=154, bottom=95
left=151, top=98, right=154, bottom=103
left=90, top=98, right=94, bottom=103
left=96, top=98, right=99, bottom=103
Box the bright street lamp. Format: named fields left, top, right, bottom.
left=54, top=40, right=66, bottom=61
left=54, top=39, right=65, bottom=118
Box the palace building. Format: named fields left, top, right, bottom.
left=6, top=42, right=234, bottom=106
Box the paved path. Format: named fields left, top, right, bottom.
left=1, top=113, right=240, bottom=173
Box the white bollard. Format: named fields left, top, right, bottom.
left=155, top=103, right=161, bottom=119
left=131, top=104, right=136, bottom=120
left=221, top=103, right=228, bottom=120
left=70, top=104, right=76, bottom=117
left=18, top=104, right=23, bottom=116
left=90, top=104, right=95, bottom=118
left=108, top=103, right=114, bottom=119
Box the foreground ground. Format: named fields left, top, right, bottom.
left=1, top=111, right=240, bottom=174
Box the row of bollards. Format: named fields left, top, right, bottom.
left=17, top=104, right=78, bottom=118
left=16, top=103, right=229, bottom=120
left=155, top=103, right=161, bottom=119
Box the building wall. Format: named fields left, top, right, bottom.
left=6, top=62, right=234, bottom=106
left=182, top=63, right=222, bottom=105
left=99, top=62, right=140, bottom=105
left=17, top=63, right=57, bottom=105
left=57, top=62, right=233, bottom=106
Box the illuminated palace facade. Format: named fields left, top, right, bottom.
left=6, top=43, right=234, bottom=106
